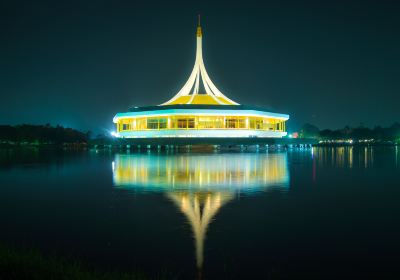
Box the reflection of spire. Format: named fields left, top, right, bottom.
left=168, top=192, right=233, bottom=269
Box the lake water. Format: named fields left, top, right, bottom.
left=0, top=147, right=399, bottom=279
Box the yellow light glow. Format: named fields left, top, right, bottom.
left=116, top=115, right=287, bottom=132
left=113, top=153, right=289, bottom=190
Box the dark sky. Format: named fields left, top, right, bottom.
left=1, top=0, right=399, bottom=134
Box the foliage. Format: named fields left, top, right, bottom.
left=299, top=122, right=400, bottom=141
left=0, top=124, right=90, bottom=144
left=0, top=244, right=154, bottom=280
left=299, top=123, right=320, bottom=138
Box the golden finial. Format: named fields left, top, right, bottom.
left=197, top=14, right=202, bottom=37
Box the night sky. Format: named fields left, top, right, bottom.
left=1, top=0, right=399, bottom=134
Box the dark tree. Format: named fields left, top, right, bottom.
left=300, top=123, right=320, bottom=138
left=0, top=125, right=88, bottom=144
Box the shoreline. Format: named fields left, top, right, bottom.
left=0, top=141, right=398, bottom=150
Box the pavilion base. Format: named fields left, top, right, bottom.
left=110, top=137, right=317, bottom=147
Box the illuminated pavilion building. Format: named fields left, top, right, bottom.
left=113, top=19, right=289, bottom=138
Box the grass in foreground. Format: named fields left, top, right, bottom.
left=0, top=244, right=152, bottom=280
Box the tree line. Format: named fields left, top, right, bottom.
left=299, top=123, right=400, bottom=142
left=0, top=124, right=90, bottom=144
left=1, top=123, right=399, bottom=145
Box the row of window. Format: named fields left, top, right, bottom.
left=118, top=117, right=285, bottom=131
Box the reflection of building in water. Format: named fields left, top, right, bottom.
left=314, top=147, right=375, bottom=169
left=168, top=192, right=233, bottom=269
left=112, top=153, right=289, bottom=272
left=113, top=153, right=289, bottom=192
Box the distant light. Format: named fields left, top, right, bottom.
left=110, top=131, right=119, bottom=138
left=288, top=134, right=293, bottom=138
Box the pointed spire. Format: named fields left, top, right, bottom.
left=160, top=17, right=239, bottom=106
left=197, top=14, right=202, bottom=37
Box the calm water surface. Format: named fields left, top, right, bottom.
left=0, top=147, right=399, bottom=279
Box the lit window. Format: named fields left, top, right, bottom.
left=122, top=124, right=129, bottom=131
left=159, top=118, right=167, bottom=129
left=225, top=118, right=237, bottom=128
left=147, top=118, right=159, bottom=129
left=237, top=119, right=246, bottom=129
left=146, top=118, right=167, bottom=130
left=177, top=118, right=187, bottom=129
left=188, top=118, right=195, bottom=128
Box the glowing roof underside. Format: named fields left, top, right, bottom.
left=161, top=18, right=239, bottom=106
left=166, top=95, right=234, bottom=105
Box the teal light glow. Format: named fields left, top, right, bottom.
left=113, top=109, right=289, bottom=123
